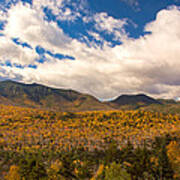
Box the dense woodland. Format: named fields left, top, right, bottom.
left=0, top=104, right=179, bottom=179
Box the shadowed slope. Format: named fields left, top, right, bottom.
left=0, top=80, right=111, bottom=111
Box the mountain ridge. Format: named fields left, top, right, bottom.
left=0, top=80, right=111, bottom=111
left=0, top=80, right=168, bottom=111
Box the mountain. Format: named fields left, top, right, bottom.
left=0, top=80, right=111, bottom=111
left=0, top=80, right=172, bottom=112
left=110, top=94, right=161, bottom=108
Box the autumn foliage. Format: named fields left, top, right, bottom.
left=0, top=104, right=179, bottom=179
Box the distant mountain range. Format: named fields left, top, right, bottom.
left=0, top=80, right=178, bottom=112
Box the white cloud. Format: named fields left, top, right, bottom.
left=3, top=2, right=72, bottom=53
left=93, top=12, right=128, bottom=41
left=33, top=0, right=64, bottom=14
left=0, top=36, right=38, bottom=65
left=110, top=6, right=180, bottom=98
left=0, top=11, right=6, bottom=22
left=88, top=31, right=102, bottom=41
left=33, top=0, right=84, bottom=22
left=0, top=2, right=180, bottom=100
left=56, top=8, right=81, bottom=22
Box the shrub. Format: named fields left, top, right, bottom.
left=104, top=162, right=131, bottom=180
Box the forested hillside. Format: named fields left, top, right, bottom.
left=0, top=104, right=179, bottom=179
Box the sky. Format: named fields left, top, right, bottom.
left=0, top=0, right=180, bottom=100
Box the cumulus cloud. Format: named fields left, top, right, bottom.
left=111, top=5, right=180, bottom=98
left=0, top=1, right=180, bottom=100
left=2, top=2, right=73, bottom=57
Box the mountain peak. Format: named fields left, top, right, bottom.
left=111, top=93, right=160, bottom=106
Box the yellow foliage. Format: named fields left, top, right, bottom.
left=91, top=164, right=104, bottom=180
left=50, top=160, right=63, bottom=172
left=0, top=104, right=179, bottom=153
left=47, top=160, right=65, bottom=180
left=5, top=165, right=21, bottom=180
left=167, top=141, right=180, bottom=178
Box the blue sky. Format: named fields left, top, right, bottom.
left=0, top=0, right=180, bottom=100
